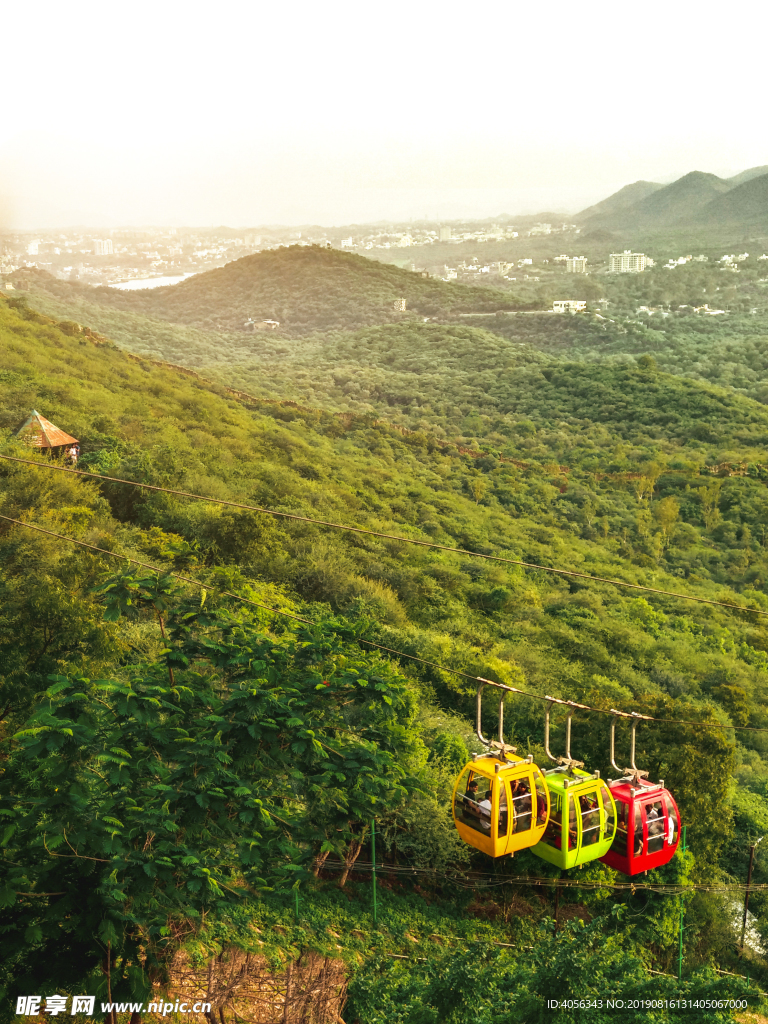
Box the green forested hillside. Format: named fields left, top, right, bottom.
left=2, top=295, right=768, bottom=1017
left=12, top=245, right=523, bottom=335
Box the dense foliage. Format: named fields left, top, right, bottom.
left=3, top=282, right=768, bottom=1018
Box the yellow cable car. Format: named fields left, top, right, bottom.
left=452, top=682, right=550, bottom=857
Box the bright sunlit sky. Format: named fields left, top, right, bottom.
left=1, top=0, right=764, bottom=228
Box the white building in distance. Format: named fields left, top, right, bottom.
left=553, top=300, right=587, bottom=313
left=393, top=298, right=407, bottom=311
left=93, top=239, right=113, bottom=256
left=609, top=251, right=646, bottom=273
left=439, top=226, right=452, bottom=241
left=244, top=318, right=280, bottom=331
left=566, top=256, right=587, bottom=274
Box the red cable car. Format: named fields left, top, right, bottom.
left=600, top=711, right=681, bottom=876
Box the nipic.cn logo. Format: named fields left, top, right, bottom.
left=15, top=996, right=213, bottom=1017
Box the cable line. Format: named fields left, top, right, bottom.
left=320, top=859, right=768, bottom=895
left=1, top=511, right=767, bottom=736
left=0, top=452, right=764, bottom=619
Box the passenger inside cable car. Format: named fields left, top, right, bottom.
left=510, top=778, right=532, bottom=833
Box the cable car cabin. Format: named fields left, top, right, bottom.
left=452, top=756, right=549, bottom=858
left=600, top=779, right=680, bottom=875
left=531, top=767, right=617, bottom=870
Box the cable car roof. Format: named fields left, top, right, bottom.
left=608, top=778, right=668, bottom=799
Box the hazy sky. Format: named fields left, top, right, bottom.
left=1, top=0, right=765, bottom=228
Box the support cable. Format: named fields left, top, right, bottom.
left=0, top=453, right=763, bottom=618
left=1, top=512, right=767, bottom=735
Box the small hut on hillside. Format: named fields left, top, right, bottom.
left=15, top=410, right=78, bottom=452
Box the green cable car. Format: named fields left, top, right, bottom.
left=531, top=698, right=617, bottom=870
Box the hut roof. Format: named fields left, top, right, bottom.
left=15, top=410, right=79, bottom=449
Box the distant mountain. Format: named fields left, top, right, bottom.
left=573, top=181, right=663, bottom=223
left=726, top=165, right=768, bottom=187
left=698, top=172, right=768, bottom=226
left=12, top=246, right=521, bottom=336
left=579, top=171, right=733, bottom=232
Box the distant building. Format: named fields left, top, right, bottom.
left=529, top=223, right=551, bottom=236
left=694, top=304, right=726, bottom=315
left=26, top=241, right=39, bottom=256
left=553, top=300, right=587, bottom=313
left=393, top=298, right=407, bottom=312
left=566, top=256, right=587, bottom=274
left=244, top=318, right=280, bottom=331
left=439, top=226, right=452, bottom=241
left=609, top=251, right=646, bottom=273
left=340, top=238, right=354, bottom=248
left=15, top=410, right=78, bottom=451
left=93, top=239, right=113, bottom=256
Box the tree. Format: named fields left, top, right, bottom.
left=655, top=496, right=680, bottom=547
left=468, top=477, right=487, bottom=504
left=0, top=576, right=422, bottom=1006
left=701, top=481, right=723, bottom=532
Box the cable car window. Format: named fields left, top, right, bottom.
left=665, top=797, right=679, bottom=846
left=632, top=803, right=644, bottom=857
left=534, top=773, right=548, bottom=826
left=565, top=794, right=578, bottom=851
left=511, top=776, right=532, bottom=833
left=542, top=794, right=562, bottom=847
left=498, top=782, right=509, bottom=838
left=600, top=785, right=615, bottom=842
left=646, top=799, right=666, bottom=854
left=579, top=792, right=600, bottom=847
left=454, top=769, right=489, bottom=835
left=610, top=799, right=628, bottom=856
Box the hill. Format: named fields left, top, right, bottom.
left=574, top=180, right=664, bottom=223
left=574, top=166, right=768, bottom=233
left=12, top=245, right=523, bottom=336
left=726, top=164, right=768, bottom=187
left=3, top=294, right=768, bottom=1009
left=698, top=171, right=768, bottom=226
left=580, top=171, right=733, bottom=232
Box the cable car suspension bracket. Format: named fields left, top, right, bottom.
left=475, top=679, right=526, bottom=763
left=609, top=709, right=653, bottom=785
left=544, top=696, right=586, bottom=771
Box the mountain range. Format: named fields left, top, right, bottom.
left=575, top=165, right=768, bottom=232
